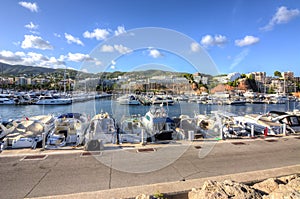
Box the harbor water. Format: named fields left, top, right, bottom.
left=1, top=98, right=299, bottom=121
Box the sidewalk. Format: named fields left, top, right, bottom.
left=1, top=134, right=299, bottom=157
left=27, top=164, right=300, bottom=199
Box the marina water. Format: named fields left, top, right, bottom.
left=1, top=98, right=299, bottom=121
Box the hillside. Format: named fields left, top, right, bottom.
left=0, top=62, right=56, bottom=75
left=0, top=62, right=210, bottom=80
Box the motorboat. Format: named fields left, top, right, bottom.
left=46, top=113, right=88, bottom=148
left=35, top=95, right=72, bottom=105
left=1, top=115, right=55, bottom=149
left=226, top=98, right=246, bottom=105
left=119, top=115, right=144, bottom=143
left=141, top=105, right=174, bottom=141
left=118, top=95, right=140, bottom=105
left=83, top=112, right=116, bottom=147
left=233, top=114, right=282, bottom=135
left=173, top=115, right=204, bottom=140
left=0, top=94, right=15, bottom=105
left=261, top=111, right=300, bottom=134
left=151, top=96, right=174, bottom=105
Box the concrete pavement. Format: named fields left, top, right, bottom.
left=0, top=136, right=299, bottom=199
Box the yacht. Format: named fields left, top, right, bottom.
left=151, top=96, right=174, bottom=105
left=233, top=114, right=282, bottom=135
left=35, top=95, right=72, bottom=105
left=0, top=94, right=15, bottom=105
left=83, top=112, right=116, bottom=146
left=1, top=115, right=54, bottom=149
left=119, top=115, right=144, bottom=143
left=46, top=113, right=88, bottom=148
left=118, top=95, right=140, bottom=105
left=141, top=105, right=174, bottom=141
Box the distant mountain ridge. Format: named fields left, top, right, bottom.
left=0, top=62, right=56, bottom=75
left=0, top=62, right=209, bottom=79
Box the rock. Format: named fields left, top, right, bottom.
left=135, top=194, right=150, bottom=199
left=252, top=178, right=281, bottom=194
left=288, top=178, right=300, bottom=191
left=262, top=184, right=300, bottom=199
left=188, top=180, right=262, bottom=199
left=278, top=174, right=299, bottom=184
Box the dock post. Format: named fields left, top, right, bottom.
left=42, top=132, right=46, bottom=151
left=251, top=125, right=255, bottom=138
left=282, top=123, right=287, bottom=136
left=141, top=129, right=144, bottom=144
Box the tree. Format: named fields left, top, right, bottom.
left=274, top=71, right=282, bottom=77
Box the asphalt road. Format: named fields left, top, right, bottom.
left=0, top=137, right=299, bottom=199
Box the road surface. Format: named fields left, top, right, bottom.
left=0, top=137, right=299, bottom=199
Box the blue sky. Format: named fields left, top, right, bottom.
left=0, top=0, right=299, bottom=76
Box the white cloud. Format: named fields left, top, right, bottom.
left=0, top=50, right=24, bottom=63
left=110, top=65, right=116, bottom=69
left=19, top=1, right=38, bottom=12
left=149, top=49, right=162, bottom=58
left=100, top=44, right=132, bottom=54
left=114, top=26, right=126, bottom=36
left=190, top=42, right=200, bottom=52
left=230, top=49, right=249, bottom=70
left=83, top=28, right=110, bottom=40
left=25, top=22, right=38, bottom=30
left=235, top=35, right=260, bottom=47
left=66, top=53, right=92, bottom=62
left=21, top=35, right=53, bottom=50
left=261, top=6, right=300, bottom=31
left=201, top=34, right=227, bottom=47
left=100, top=45, right=114, bottom=52
left=54, top=33, right=61, bottom=38
left=64, top=33, right=84, bottom=46
left=114, top=44, right=132, bottom=54
left=0, top=50, right=65, bottom=68
left=111, top=60, right=116, bottom=65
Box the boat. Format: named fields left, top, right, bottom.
left=173, top=115, right=204, bottom=140
left=1, top=115, right=55, bottom=149
left=243, top=90, right=257, bottom=98
left=117, top=95, right=140, bottom=105
left=226, top=98, right=246, bottom=105
left=0, top=94, right=15, bottom=105
left=119, top=115, right=144, bottom=143
left=35, top=95, right=72, bottom=105
left=151, top=96, right=174, bottom=105
left=83, top=112, right=116, bottom=148
left=141, top=105, right=175, bottom=141
left=46, top=113, right=88, bottom=148
left=233, top=114, right=282, bottom=135
left=262, top=111, right=300, bottom=134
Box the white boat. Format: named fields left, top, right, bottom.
left=233, top=114, right=282, bottom=135
left=119, top=115, right=144, bottom=143
left=151, top=96, right=174, bottom=105
left=36, top=95, right=72, bottom=105
left=243, top=90, right=257, bottom=98
left=117, top=95, right=140, bottom=105
left=226, top=98, right=246, bottom=105
left=263, top=111, right=300, bottom=134
left=83, top=112, right=116, bottom=147
left=0, top=94, right=15, bottom=105
left=174, top=115, right=204, bottom=140
left=46, top=113, right=88, bottom=148
left=1, top=115, right=55, bottom=149
left=141, top=105, right=174, bottom=141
